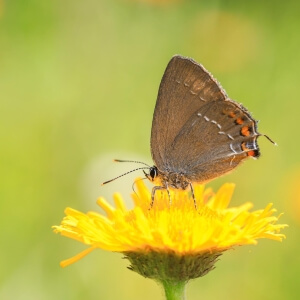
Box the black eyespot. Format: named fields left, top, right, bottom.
left=149, top=166, right=157, bottom=179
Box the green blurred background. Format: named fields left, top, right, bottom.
left=1, top=0, right=299, bottom=299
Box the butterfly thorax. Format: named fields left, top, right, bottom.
left=147, top=166, right=190, bottom=190
left=161, top=171, right=190, bottom=190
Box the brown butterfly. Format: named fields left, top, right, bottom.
left=103, top=55, right=275, bottom=207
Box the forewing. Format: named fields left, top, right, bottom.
left=150, top=55, right=227, bottom=171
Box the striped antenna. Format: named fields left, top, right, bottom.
left=101, top=167, right=149, bottom=185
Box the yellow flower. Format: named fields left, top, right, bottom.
left=53, top=179, right=286, bottom=270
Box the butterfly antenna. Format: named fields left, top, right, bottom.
left=114, top=159, right=150, bottom=167
left=101, top=167, right=149, bottom=185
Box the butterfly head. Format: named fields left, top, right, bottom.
left=144, top=166, right=159, bottom=183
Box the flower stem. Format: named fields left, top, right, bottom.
left=160, top=280, right=186, bottom=300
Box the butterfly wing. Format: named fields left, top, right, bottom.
left=150, top=55, right=227, bottom=171
left=165, top=99, right=260, bottom=182
left=150, top=55, right=260, bottom=182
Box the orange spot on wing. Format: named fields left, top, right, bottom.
left=235, top=117, right=244, bottom=125
left=241, top=126, right=251, bottom=136
left=228, top=111, right=236, bottom=118
left=247, top=150, right=256, bottom=157
left=241, top=142, right=247, bottom=151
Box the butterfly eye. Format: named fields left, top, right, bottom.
left=149, top=166, right=158, bottom=179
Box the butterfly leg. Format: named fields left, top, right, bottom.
left=189, top=183, right=198, bottom=210
left=150, top=185, right=165, bottom=209
left=166, top=186, right=171, bottom=206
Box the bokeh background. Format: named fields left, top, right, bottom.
left=1, top=0, right=299, bottom=299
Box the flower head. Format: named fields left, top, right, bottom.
left=53, top=179, right=286, bottom=276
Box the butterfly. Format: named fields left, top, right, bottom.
left=103, top=55, right=275, bottom=207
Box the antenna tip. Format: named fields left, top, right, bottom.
left=102, top=179, right=114, bottom=185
